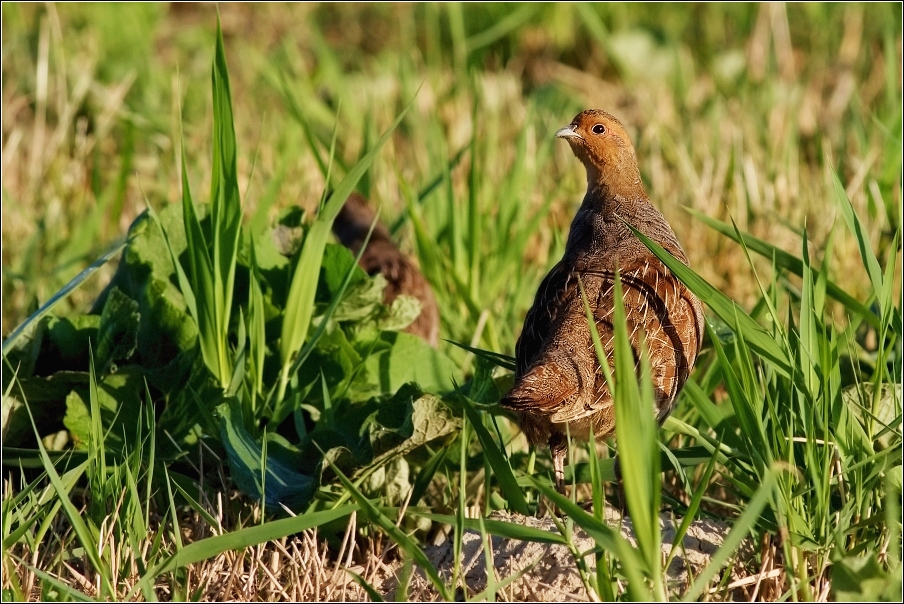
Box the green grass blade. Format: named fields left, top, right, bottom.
left=278, top=93, right=417, bottom=401
left=705, top=321, right=772, bottom=470
left=346, top=570, right=386, bottom=602
left=464, top=4, right=538, bottom=53
left=283, top=212, right=379, bottom=385
left=458, top=392, right=530, bottom=515
left=664, top=445, right=719, bottom=570
left=446, top=340, right=516, bottom=371
left=167, top=470, right=219, bottom=530
left=528, top=476, right=652, bottom=600
left=574, top=4, right=631, bottom=79
left=177, top=140, right=220, bottom=384
left=2, top=240, right=125, bottom=357
left=8, top=556, right=96, bottom=602
left=627, top=222, right=794, bottom=378
left=136, top=505, right=358, bottom=594
left=209, top=18, right=243, bottom=384
left=413, top=512, right=568, bottom=545
left=682, top=466, right=780, bottom=601
left=831, top=166, right=884, bottom=296
left=248, top=265, right=266, bottom=401
left=325, top=458, right=452, bottom=600
left=23, top=408, right=113, bottom=596
left=685, top=207, right=881, bottom=329
left=610, top=273, right=665, bottom=598
left=409, top=446, right=449, bottom=507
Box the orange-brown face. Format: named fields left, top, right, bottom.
left=555, top=110, right=638, bottom=178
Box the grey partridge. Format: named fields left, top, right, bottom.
left=501, top=110, right=705, bottom=493
left=333, top=193, right=441, bottom=347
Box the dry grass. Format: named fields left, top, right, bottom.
left=2, top=4, right=900, bottom=333
left=2, top=3, right=900, bottom=601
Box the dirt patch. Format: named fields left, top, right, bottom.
left=377, top=508, right=749, bottom=601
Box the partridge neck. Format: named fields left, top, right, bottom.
left=583, top=172, right=651, bottom=219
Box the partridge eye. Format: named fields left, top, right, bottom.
left=591, top=124, right=606, bottom=135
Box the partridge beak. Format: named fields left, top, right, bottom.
left=555, top=125, right=582, bottom=140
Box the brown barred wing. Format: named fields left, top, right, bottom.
left=513, top=260, right=579, bottom=377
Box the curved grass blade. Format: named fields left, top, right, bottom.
left=831, top=167, right=884, bottom=298
left=346, top=571, right=385, bottom=602
left=458, top=390, right=530, bottom=515
left=409, top=445, right=450, bottom=507
left=528, top=476, right=652, bottom=600
left=2, top=239, right=125, bottom=357
left=608, top=273, right=666, bottom=600
left=277, top=92, right=418, bottom=401
left=412, top=512, right=568, bottom=545
left=134, top=505, right=358, bottom=596
left=464, top=4, right=538, bottom=54
left=7, top=555, right=96, bottom=602
left=22, top=406, right=113, bottom=596
left=325, top=456, right=452, bottom=600
left=445, top=340, right=516, bottom=371
left=681, top=466, right=780, bottom=601
left=685, top=207, right=881, bottom=329
left=706, top=320, right=773, bottom=470
left=626, top=222, right=793, bottom=378
left=664, top=445, right=719, bottom=571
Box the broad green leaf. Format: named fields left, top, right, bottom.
left=362, top=331, right=458, bottom=395
left=318, top=242, right=369, bottom=299
left=94, top=287, right=140, bottom=373
left=359, top=387, right=459, bottom=473
left=37, top=315, right=100, bottom=373
left=832, top=554, right=902, bottom=602
left=62, top=368, right=146, bottom=452
left=218, top=396, right=314, bottom=511
left=379, top=295, right=423, bottom=333
left=313, top=385, right=460, bottom=484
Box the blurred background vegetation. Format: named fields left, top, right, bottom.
left=2, top=2, right=900, bottom=347
left=1, top=4, right=900, bottom=600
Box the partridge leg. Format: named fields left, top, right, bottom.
left=549, top=433, right=568, bottom=495
left=613, top=454, right=627, bottom=518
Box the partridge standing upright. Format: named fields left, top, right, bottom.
left=501, top=110, right=705, bottom=493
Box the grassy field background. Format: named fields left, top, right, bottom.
left=2, top=3, right=901, bottom=601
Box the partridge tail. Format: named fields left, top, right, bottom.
left=501, top=363, right=577, bottom=413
